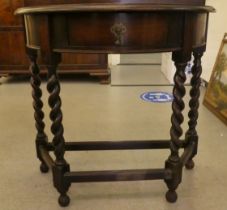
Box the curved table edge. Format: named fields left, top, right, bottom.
left=15, top=3, right=215, bottom=15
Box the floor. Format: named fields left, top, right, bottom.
left=111, top=65, right=169, bottom=85
left=0, top=66, right=227, bottom=210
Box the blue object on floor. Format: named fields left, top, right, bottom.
left=140, top=91, right=173, bottom=103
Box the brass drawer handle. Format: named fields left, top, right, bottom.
left=110, top=23, right=127, bottom=45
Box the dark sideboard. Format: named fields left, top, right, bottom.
left=0, top=0, right=110, bottom=84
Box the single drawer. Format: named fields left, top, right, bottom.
left=24, top=11, right=208, bottom=53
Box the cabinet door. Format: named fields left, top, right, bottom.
left=0, top=0, right=28, bottom=74
left=0, top=30, right=29, bottom=72
left=0, top=0, right=24, bottom=26
left=0, top=0, right=109, bottom=83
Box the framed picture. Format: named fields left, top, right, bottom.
left=204, top=33, right=227, bottom=125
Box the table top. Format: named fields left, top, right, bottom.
left=15, top=3, right=215, bottom=15
left=17, top=2, right=214, bottom=54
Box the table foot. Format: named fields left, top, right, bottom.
left=58, top=194, right=70, bottom=207
left=185, top=159, right=195, bottom=170
left=40, top=162, right=49, bottom=173
left=166, top=190, right=178, bottom=203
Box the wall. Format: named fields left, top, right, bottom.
left=109, top=53, right=161, bottom=65
left=120, top=54, right=161, bottom=64
left=108, top=54, right=120, bottom=66
left=203, top=0, right=227, bottom=81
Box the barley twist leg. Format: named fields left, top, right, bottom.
left=28, top=49, right=49, bottom=173
left=185, top=49, right=204, bottom=170
left=165, top=52, right=189, bottom=203
left=46, top=53, right=70, bottom=207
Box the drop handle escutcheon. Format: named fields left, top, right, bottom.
left=110, top=23, right=127, bottom=45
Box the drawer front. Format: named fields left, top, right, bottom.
left=51, top=12, right=183, bottom=53
left=24, top=12, right=208, bottom=53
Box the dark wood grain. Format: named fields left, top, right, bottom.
left=15, top=3, right=215, bottom=14
left=46, top=140, right=186, bottom=151
left=0, top=0, right=109, bottom=83
left=24, top=0, right=206, bottom=6
left=27, top=48, right=49, bottom=173
left=185, top=47, right=205, bottom=170
left=18, top=1, right=213, bottom=207
left=23, top=11, right=210, bottom=53
left=64, top=168, right=172, bottom=183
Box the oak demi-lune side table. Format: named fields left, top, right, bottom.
left=15, top=2, right=214, bottom=207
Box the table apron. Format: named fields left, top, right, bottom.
left=24, top=11, right=208, bottom=53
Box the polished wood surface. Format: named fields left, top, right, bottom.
left=18, top=3, right=214, bottom=13
left=16, top=1, right=214, bottom=207
left=0, top=0, right=109, bottom=83
left=0, top=0, right=26, bottom=74
left=19, top=4, right=212, bottom=54
left=23, top=11, right=209, bottom=53
left=24, top=0, right=206, bottom=6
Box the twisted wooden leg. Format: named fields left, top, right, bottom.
left=46, top=53, right=70, bottom=207
left=185, top=49, right=204, bottom=170
left=27, top=49, right=49, bottom=173
left=165, top=52, right=189, bottom=203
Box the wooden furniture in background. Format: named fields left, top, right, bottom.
left=16, top=1, right=214, bottom=207
left=0, top=0, right=110, bottom=84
